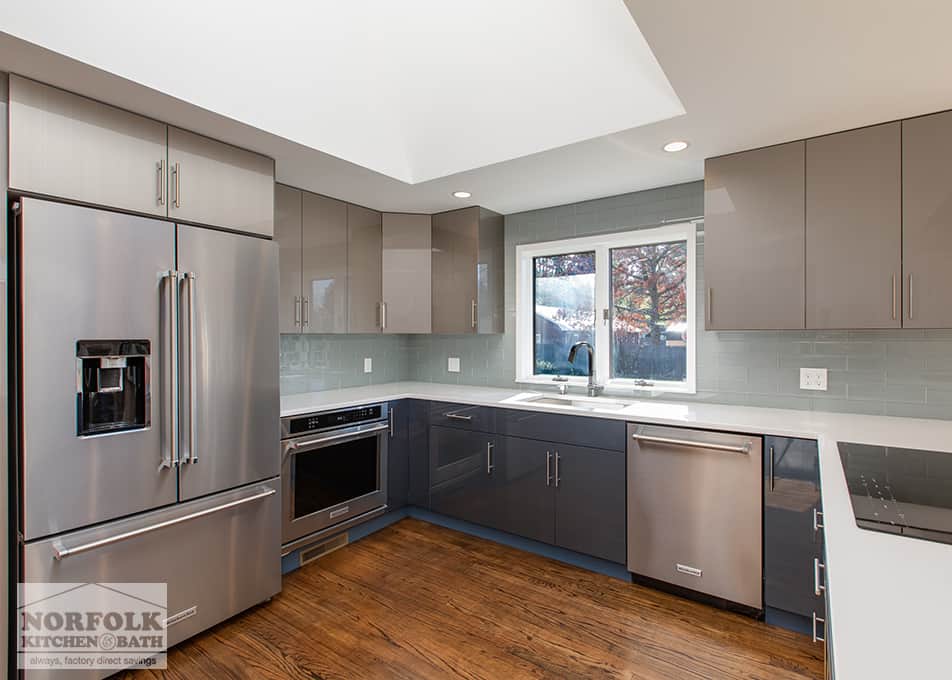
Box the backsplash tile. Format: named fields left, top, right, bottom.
left=280, top=180, right=952, bottom=420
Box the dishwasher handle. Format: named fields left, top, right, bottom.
left=631, top=432, right=751, bottom=454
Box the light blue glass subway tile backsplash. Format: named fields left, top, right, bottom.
left=278, top=179, right=952, bottom=420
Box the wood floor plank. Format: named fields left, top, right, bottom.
left=121, top=518, right=823, bottom=680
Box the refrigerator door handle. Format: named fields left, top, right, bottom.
left=183, top=271, right=198, bottom=464
left=51, top=487, right=277, bottom=560
left=162, top=269, right=179, bottom=468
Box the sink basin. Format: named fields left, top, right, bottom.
left=515, top=394, right=629, bottom=412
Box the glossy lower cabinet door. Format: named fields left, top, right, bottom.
left=806, top=123, right=902, bottom=328
left=274, top=184, right=304, bottom=334
left=382, top=213, right=432, bottom=333
left=347, top=204, right=383, bottom=333
left=553, top=444, right=626, bottom=564
left=302, top=192, right=348, bottom=333
left=8, top=74, right=168, bottom=218
left=167, top=126, right=274, bottom=236
left=495, top=437, right=555, bottom=545
left=428, top=426, right=498, bottom=528
left=407, top=400, right=431, bottom=508
left=387, top=400, right=410, bottom=510
left=764, top=436, right=821, bottom=618
left=902, top=111, right=952, bottom=328
left=704, top=141, right=806, bottom=330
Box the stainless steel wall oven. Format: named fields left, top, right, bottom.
left=280, top=403, right=389, bottom=547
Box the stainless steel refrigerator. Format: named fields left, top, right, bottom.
left=13, top=197, right=281, bottom=678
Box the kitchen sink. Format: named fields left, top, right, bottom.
left=512, top=394, right=630, bottom=412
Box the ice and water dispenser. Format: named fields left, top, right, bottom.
left=76, top=339, right=150, bottom=436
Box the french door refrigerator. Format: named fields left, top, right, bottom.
left=13, top=197, right=280, bottom=678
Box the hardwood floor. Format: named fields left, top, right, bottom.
left=123, top=518, right=823, bottom=680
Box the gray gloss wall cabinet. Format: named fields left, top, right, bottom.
left=8, top=74, right=168, bottom=218
left=431, top=206, right=505, bottom=334
left=274, top=184, right=303, bottom=333
left=347, top=204, right=384, bottom=333
left=764, top=436, right=822, bottom=620
left=806, top=123, right=902, bottom=329
left=303, top=192, right=349, bottom=333
left=167, top=126, right=275, bottom=236
left=382, top=213, right=432, bottom=333
left=704, top=142, right=806, bottom=330
left=902, top=111, right=952, bottom=328
left=9, top=75, right=275, bottom=236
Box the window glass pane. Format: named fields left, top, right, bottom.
left=610, top=241, right=688, bottom=382
left=533, top=252, right=595, bottom=376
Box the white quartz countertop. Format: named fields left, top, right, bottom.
left=282, top=381, right=952, bottom=680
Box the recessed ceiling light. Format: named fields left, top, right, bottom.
left=452, top=191, right=472, bottom=199
left=663, top=140, right=689, bottom=153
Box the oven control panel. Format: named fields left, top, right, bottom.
left=285, top=403, right=386, bottom=437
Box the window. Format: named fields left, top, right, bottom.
left=516, top=224, right=696, bottom=394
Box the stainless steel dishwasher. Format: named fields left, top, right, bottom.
left=627, top=423, right=763, bottom=611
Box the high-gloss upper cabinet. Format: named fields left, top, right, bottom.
left=347, top=204, right=383, bottom=333
left=764, top=436, right=821, bottom=619
left=902, top=112, right=952, bottom=328
left=302, top=192, right=349, bottom=333
left=806, top=123, right=902, bottom=328
left=431, top=206, right=504, bottom=334
left=382, top=213, right=432, bottom=333
left=8, top=74, right=168, bottom=218
left=274, top=184, right=303, bottom=333
left=704, top=142, right=806, bottom=330
left=167, top=127, right=275, bottom=236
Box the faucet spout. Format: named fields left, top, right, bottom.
left=568, top=341, right=603, bottom=397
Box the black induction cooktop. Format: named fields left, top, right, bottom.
left=838, top=442, right=952, bottom=545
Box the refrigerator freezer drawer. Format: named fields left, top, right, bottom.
left=22, top=478, right=281, bottom=680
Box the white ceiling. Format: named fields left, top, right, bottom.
left=3, top=1, right=952, bottom=215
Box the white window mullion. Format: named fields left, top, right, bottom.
left=594, top=245, right=611, bottom=386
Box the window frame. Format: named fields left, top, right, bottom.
left=515, top=223, right=696, bottom=395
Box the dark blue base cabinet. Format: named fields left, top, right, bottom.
left=428, top=404, right=627, bottom=565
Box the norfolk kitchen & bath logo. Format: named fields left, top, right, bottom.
left=18, top=583, right=168, bottom=671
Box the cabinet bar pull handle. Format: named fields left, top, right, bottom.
left=444, top=412, right=473, bottom=421
left=813, top=508, right=824, bottom=533
left=486, top=441, right=495, bottom=474
left=294, top=296, right=301, bottom=326
left=172, top=162, right=181, bottom=208
left=471, top=299, right=477, bottom=329
left=388, top=406, right=394, bottom=437
left=156, top=160, right=166, bottom=206
left=708, top=287, right=713, bottom=324
left=812, top=611, right=826, bottom=644
left=908, top=273, right=913, bottom=320
left=554, top=452, right=561, bottom=488
left=814, top=557, right=826, bottom=596
left=891, top=274, right=897, bottom=320
left=768, top=445, right=775, bottom=491
left=381, top=301, right=388, bottom=330
left=546, top=451, right=552, bottom=487
left=302, top=297, right=309, bottom=326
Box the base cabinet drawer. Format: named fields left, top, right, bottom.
left=429, top=401, right=495, bottom=432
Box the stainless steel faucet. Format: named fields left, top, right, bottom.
left=568, top=341, right=603, bottom=397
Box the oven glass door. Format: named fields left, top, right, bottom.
left=293, top=435, right=381, bottom=520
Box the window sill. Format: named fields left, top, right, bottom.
left=515, top=377, right=696, bottom=397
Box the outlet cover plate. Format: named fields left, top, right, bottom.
left=799, top=367, right=828, bottom=391
left=364, top=357, right=373, bottom=373
left=448, top=357, right=461, bottom=373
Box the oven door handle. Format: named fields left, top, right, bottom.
left=285, top=422, right=390, bottom=454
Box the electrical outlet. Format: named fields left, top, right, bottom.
left=799, top=367, right=828, bottom=391
left=447, top=357, right=461, bottom=373
left=363, top=357, right=372, bottom=373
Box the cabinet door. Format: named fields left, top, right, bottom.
left=704, top=142, right=805, bottom=329
left=382, top=213, right=432, bottom=333
left=902, top=112, right=952, bottom=328
left=554, top=444, right=626, bottom=563
left=764, top=436, right=821, bottom=618
left=387, top=401, right=409, bottom=510
left=302, top=192, right=348, bottom=333
left=496, top=437, right=555, bottom=544
left=806, top=123, right=901, bottom=328
left=477, top=208, right=505, bottom=333
left=8, top=75, right=168, bottom=217
left=428, top=426, right=497, bottom=528
left=274, top=184, right=303, bottom=334
left=168, top=127, right=274, bottom=235
left=407, top=400, right=431, bottom=508
left=432, top=207, right=478, bottom=333
left=347, top=204, right=383, bottom=333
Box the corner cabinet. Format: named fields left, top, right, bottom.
left=382, top=213, right=432, bottom=333
left=302, top=192, right=349, bottom=333
left=9, top=75, right=275, bottom=236
left=431, top=206, right=504, bottom=334
left=703, top=142, right=805, bottom=330
left=347, top=204, right=383, bottom=333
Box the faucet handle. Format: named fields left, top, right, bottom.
left=552, top=375, right=568, bottom=383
